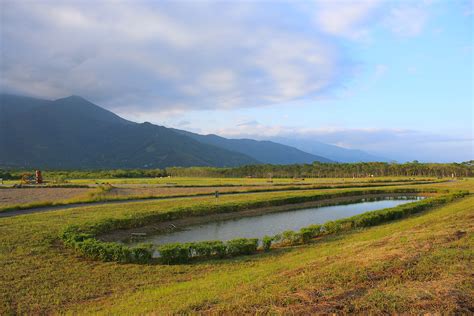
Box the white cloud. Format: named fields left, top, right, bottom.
left=1, top=0, right=435, bottom=114
left=385, top=5, right=430, bottom=37
left=1, top=1, right=351, bottom=112
left=252, top=34, right=339, bottom=101
left=199, top=69, right=237, bottom=92
left=314, top=0, right=382, bottom=40
left=48, top=6, right=92, bottom=28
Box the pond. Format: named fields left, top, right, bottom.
left=125, top=196, right=424, bottom=248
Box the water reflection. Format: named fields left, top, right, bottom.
left=126, top=196, right=424, bottom=247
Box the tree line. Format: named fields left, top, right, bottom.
left=166, top=161, right=474, bottom=178
left=1, top=161, right=472, bottom=180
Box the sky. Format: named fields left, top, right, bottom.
left=1, top=0, right=473, bottom=162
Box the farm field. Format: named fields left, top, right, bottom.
left=0, top=177, right=472, bottom=314
left=0, top=176, right=441, bottom=214
left=0, top=187, right=94, bottom=209
left=1, top=175, right=437, bottom=187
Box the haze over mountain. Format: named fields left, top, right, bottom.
left=0, top=94, right=341, bottom=169
left=173, top=130, right=333, bottom=165
left=270, top=137, right=388, bottom=163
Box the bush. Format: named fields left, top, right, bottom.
left=321, top=221, right=342, bottom=234
left=262, top=235, right=273, bottom=251
left=158, top=243, right=190, bottom=264
left=226, top=238, right=259, bottom=257
left=193, top=240, right=226, bottom=258
left=158, top=240, right=227, bottom=263
left=299, top=224, right=322, bottom=243
left=131, top=244, right=153, bottom=263
left=277, top=230, right=301, bottom=245
left=158, top=239, right=257, bottom=263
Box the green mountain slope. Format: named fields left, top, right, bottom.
left=0, top=94, right=257, bottom=169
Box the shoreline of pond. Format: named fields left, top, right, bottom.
left=99, top=193, right=431, bottom=243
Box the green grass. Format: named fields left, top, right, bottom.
left=0, top=179, right=472, bottom=314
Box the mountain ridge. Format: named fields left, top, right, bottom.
left=271, top=136, right=388, bottom=163
left=0, top=94, right=337, bottom=169
left=0, top=94, right=258, bottom=169
left=172, top=129, right=333, bottom=164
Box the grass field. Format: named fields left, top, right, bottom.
left=0, top=178, right=472, bottom=314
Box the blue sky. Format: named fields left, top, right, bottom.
left=1, top=0, right=473, bottom=162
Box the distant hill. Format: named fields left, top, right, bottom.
left=0, top=94, right=258, bottom=169
left=173, top=130, right=333, bottom=164
left=271, top=137, right=388, bottom=163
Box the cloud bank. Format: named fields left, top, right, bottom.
left=198, top=122, right=473, bottom=163
left=0, top=0, right=431, bottom=113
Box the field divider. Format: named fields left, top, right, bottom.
left=0, top=180, right=445, bottom=215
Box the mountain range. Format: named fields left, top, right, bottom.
left=0, top=94, right=384, bottom=169
left=270, top=137, right=387, bottom=163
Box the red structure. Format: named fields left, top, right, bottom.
left=35, top=170, right=43, bottom=184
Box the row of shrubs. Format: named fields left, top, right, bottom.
left=158, top=238, right=259, bottom=263
left=59, top=189, right=466, bottom=264
left=61, top=227, right=153, bottom=263
left=62, top=225, right=260, bottom=264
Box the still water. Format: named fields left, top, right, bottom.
left=126, top=196, right=424, bottom=247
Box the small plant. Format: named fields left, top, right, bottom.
left=262, top=235, right=273, bottom=251
left=278, top=230, right=300, bottom=245
left=131, top=243, right=154, bottom=263
left=299, top=224, right=322, bottom=243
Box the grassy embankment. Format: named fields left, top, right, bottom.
left=0, top=179, right=472, bottom=314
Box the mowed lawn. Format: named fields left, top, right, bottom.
left=0, top=180, right=473, bottom=314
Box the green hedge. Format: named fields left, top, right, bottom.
left=61, top=226, right=153, bottom=263
left=60, top=189, right=467, bottom=264
left=158, top=238, right=258, bottom=264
